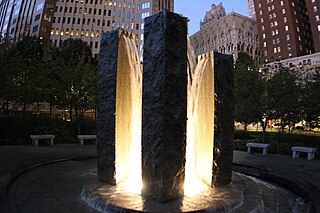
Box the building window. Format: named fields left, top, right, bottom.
left=285, top=25, right=289, bottom=31
left=35, top=14, right=41, bottom=21
left=314, top=6, right=318, bottom=12
left=316, top=15, right=320, bottom=22
left=318, top=25, right=320, bottom=32
left=37, top=3, right=44, bottom=11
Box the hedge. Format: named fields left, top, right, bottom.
left=0, top=114, right=96, bottom=145
left=234, top=130, right=320, bottom=158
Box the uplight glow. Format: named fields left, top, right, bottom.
left=115, top=32, right=142, bottom=194
left=185, top=40, right=215, bottom=196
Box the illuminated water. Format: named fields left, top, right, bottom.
left=115, top=32, right=142, bottom=193
left=185, top=38, right=215, bottom=196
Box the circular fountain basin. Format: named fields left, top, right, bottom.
left=81, top=172, right=311, bottom=213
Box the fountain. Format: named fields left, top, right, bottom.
left=81, top=10, right=310, bottom=212
left=86, top=10, right=237, bottom=212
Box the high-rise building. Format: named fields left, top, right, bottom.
left=0, top=0, right=173, bottom=55
left=0, top=0, right=56, bottom=46
left=191, top=3, right=260, bottom=63
left=247, top=0, right=256, bottom=20
left=253, top=0, right=318, bottom=63
left=305, top=0, right=320, bottom=53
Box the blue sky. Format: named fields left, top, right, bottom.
left=175, top=0, right=248, bottom=35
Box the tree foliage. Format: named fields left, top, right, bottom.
left=0, top=36, right=97, bottom=121
left=266, top=66, right=302, bottom=131
left=234, top=52, right=263, bottom=130
left=302, top=71, right=320, bottom=130
left=52, top=39, right=97, bottom=121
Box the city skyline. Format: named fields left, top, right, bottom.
left=175, top=0, right=248, bottom=35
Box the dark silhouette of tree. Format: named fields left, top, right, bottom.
left=234, top=52, right=263, bottom=131
left=267, top=66, right=302, bottom=132
left=302, top=71, right=320, bottom=130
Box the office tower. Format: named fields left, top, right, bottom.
left=0, top=0, right=56, bottom=46
left=0, top=0, right=174, bottom=55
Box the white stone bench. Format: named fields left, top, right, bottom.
left=247, top=143, right=270, bottom=155
left=77, top=135, right=97, bottom=145
left=30, top=134, right=55, bottom=146
left=292, top=146, right=317, bottom=160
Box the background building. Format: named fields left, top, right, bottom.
left=253, top=0, right=317, bottom=63
left=200, top=2, right=226, bottom=29
left=305, top=0, right=320, bottom=53
left=0, top=0, right=174, bottom=55
left=191, top=3, right=260, bottom=63
left=0, top=0, right=55, bottom=46
left=247, top=0, right=256, bottom=20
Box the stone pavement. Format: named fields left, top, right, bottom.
left=0, top=145, right=319, bottom=212
left=0, top=144, right=97, bottom=212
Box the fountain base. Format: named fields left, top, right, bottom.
left=81, top=172, right=309, bottom=213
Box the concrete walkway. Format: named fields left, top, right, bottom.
left=0, top=145, right=319, bottom=212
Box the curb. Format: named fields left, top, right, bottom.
left=1, top=156, right=97, bottom=212
left=232, top=163, right=319, bottom=213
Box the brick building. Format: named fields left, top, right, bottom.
left=305, top=0, right=320, bottom=53
left=253, top=0, right=318, bottom=63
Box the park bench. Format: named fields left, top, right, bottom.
left=30, top=134, right=55, bottom=146
left=77, top=135, right=97, bottom=145
left=292, top=146, right=317, bottom=160
left=246, top=143, right=270, bottom=155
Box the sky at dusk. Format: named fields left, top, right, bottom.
left=175, top=0, right=249, bottom=35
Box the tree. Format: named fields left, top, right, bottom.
left=266, top=66, right=302, bottom=132
left=5, top=36, right=45, bottom=112
left=53, top=39, right=97, bottom=122
left=234, top=52, right=263, bottom=131
left=302, top=71, right=320, bottom=130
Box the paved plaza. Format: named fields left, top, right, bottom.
left=0, top=144, right=319, bottom=212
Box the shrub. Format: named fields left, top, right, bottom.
left=0, top=114, right=96, bottom=145
left=234, top=130, right=320, bottom=158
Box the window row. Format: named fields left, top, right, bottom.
left=53, top=15, right=140, bottom=26
left=51, top=22, right=140, bottom=36
left=58, top=0, right=143, bottom=10
left=52, top=38, right=100, bottom=49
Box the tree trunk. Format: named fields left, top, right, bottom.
left=261, top=119, right=267, bottom=143
left=49, top=102, right=53, bottom=115
left=23, top=103, right=27, bottom=114
left=244, top=123, right=248, bottom=131
left=281, top=120, right=285, bottom=132
left=69, top=105, right=73, bottom=121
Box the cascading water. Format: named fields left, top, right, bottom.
left=184, top=38, right=215, bottom=196
left=115, top=34, right=215, bottom=196
left=115, top=32, right=142, bottom=193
